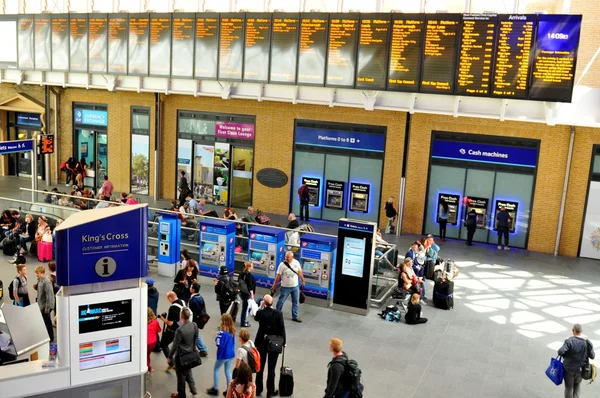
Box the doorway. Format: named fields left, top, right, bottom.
left=230, top=146, right=253, bottom=208
left=75, top=129, right=108, bottom=189
left=7, top=125, right=43, bottom=178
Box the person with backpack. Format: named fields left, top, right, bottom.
left=215, top=266, right=237, bottom=315
left=160, top=291, right=187, bottom=372
left=324, top=338, right=363, bottom=398
left=235, top=328, right=260, bottom=375
left=206, top=314, right=236, bottom=396
left=189, top=282, right=209, bottom=357
left=226, top=362, right=256, bottom=398
left=239, top=262, right=256, bottom=328
left=558, top=323, right=595, bottom=398
left=297, top=182, right=310, bottom=222
left=465, top=208, right=477, bottom=246
left=10, top=264, right=30, bottom=307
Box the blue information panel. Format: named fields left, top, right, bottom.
left=74, top=108, right=108, bottom=126
left=431, top=139, right=538, bottom=168
left=0, top=140, right=33, bottom=155
left=295, top=127, right=385, bottom=153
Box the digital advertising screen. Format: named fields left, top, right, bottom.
left=0, top=18, right=18, bottom=69
left=387, top=14, right=424, bottom=92
left=79, top=336, right=131, bottom=371
left=341, top=236, right=366, bottom=278
left=78, top=299, right=132, bottom=334
left=88, top=14, right=108, bottom=73
left=219, top=13, right=245, bottom=81
left=270, top=13, right=299, bottom=84
left=297, top=13, right=329, bottom=86
left=171, top=13, right=195, bottom=78
left=34, top=15, right=52, bottom=71
left=51, top=14, right=69, bottom=71
left=194, top=13, right=219, bottom=80
left=150, top=14, right=172, bottom=77
left=18, top=15, right=34, bottom=70
left=326, top=13, right=359, bottom=88
left=128, top=14, right=149, bottom=75
left=70, top=14, right=88, bottom=72
left=108, top=14, right=128, bottom=74
left=356, top=14, right=390, bottom=90
left=244, top=13, right=271, bottom=83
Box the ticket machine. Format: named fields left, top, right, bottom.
left=157, top=212, right=181, bottom=278
left=299, top=234, right=337, bottom=304
left=248, top=226, right=286, bottom=288
left=199, top=219, right=236, bottom=278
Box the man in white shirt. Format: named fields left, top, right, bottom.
left=271, top=251, right=305, bottom=323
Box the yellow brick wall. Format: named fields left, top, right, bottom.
left=571, top=0, right=600, bottom=88
left=160, top=95, right=406, bottom=227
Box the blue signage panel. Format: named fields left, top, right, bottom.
left=56, top=204, right=148, bottom=286
left=536, top=14, right=582, bottom=52
left=338, top=220, right=375, bottom=233
left=0, top=140, right=34, bottom=155
left=431, top=140, right=538, bottom=168
left=74, top=108, right=108, bottom=126
left=295, top=127, right=385, bottom=153
left=16, top=112, right=42, bottom=126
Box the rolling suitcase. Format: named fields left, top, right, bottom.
left=227, top=298, right=240, bottom=322
left=38, top=241, right=53, bottom=262
left=433, top=279, right=454, bottom=310
left=279, top=347, right=294, bottom=397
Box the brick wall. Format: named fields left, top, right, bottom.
left=571, top=0, right=600, bottom=88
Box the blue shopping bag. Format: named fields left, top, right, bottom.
left=546, top=356, right=565, bottom=386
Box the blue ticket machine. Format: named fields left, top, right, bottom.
left=248, top=226, right=286, bottom=288
left=299, top=234, right=337, bottom=304
left=199, top=219, right=236, bottom=278
left=157, top=212, right=181, bottom=278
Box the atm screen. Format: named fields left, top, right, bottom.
left=302, top=260, right=316, bottom=272
left=202, top=243, right=214, bottom=252
left=250, top=251, right=263, bottom=261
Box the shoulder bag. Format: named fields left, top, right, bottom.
left=582, top=339, right=597, bottom=383
left=177, top=324, right=202, bottom=369
left=283, top=261, right=306, bottom=304
left=264, top=311, right=284, bottom=354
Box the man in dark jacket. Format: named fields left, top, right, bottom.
left=255, top=295, right=286, bottom=398
left=214, top=266, right=235, bottom=315
left=324, top=338, right=349, bottom=398
left=558, top=323, right=595, bottom=398
left=160, top=291, right=185, bottom=371
left=496, top=206, right=511, bottom=250
left=188, top=282, right=209, bottom=357
left=298, top=183, right=310, bottom=222
left=466, top=209, right=477, bottom=246
left=168, top=308, right=198, bottom=398
left=146, top=278, right=161, bottom=352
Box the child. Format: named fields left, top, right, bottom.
left=226, top=362, right=256, bottom=398
left=207, top=314, right=236, bottom=396
left=234, top=329, right=254, bottom=373
left=384, top=196, right=397, bottom=234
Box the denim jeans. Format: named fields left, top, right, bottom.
left=213, top=358, right=234, bottom=390
left=240, top=294, right=250, bottom=325
left=276, top=285, right=299, bottom=320
left=196, top=332, right=208, bottom=353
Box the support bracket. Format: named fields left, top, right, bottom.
left=106, top=75, right=116, bottom=92
left=362, top=91, right=378, bottom=111
left=453, top=96, right=461, bottom=117
left=499, top=98, right=508, bottom=121
left=409, top=93, right=417, bottom=114
left=543, top=101, right=557, bottom=126
left=16, top=71, right=24, bottom=85
left=219, top=82, right=232, bottom=100
left=292, top=86, right=298, bottom=105
left=329, top=88, right=336, bottom=107
left=257, top=84, right=264, bottom=102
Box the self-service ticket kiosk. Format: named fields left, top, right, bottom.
left=157, top=212, right=181, bottom=278
left=248, top=226, right=286, bottom=288
left=299, top=234, right=337, bottom=305
left=199, top=219, right=236, bottom=278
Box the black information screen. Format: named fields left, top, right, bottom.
left=270, top=13, right=299, bottom=84
left=297, top=13, right=329, bottom=86
left=218, top=13, right=245, bottom=81
left=171, top=13, right=194, bottom=78
left=326, top=13, right=359, bottom=88
left=356, top=14, right=390, bottom=90
left=78, top=299, right=132, bottom=334
left=420, top=14, right=461, bottom=94
left=387, top=14, right=425, bottom=92
left=455, top=14, right=498, bottom=96
left=18, top=15, right=34, bottom=70
left=34, top=15, right=51, bottom=71
left=108, top=14, right=128, bottom=74
left=51, top=14, right=69, bottom=71
left=150, top=14, right=172, bottom=77
left=128, top=14, right=149, bottom=75
left=492, top=14, right=534, bottom=99
left=88, top=14, right=108, bottom=73
left=194, top=13, right=219, bottom=80
left=70, top=14, right=88, bottom=72
left=243, top=13, right=271, bottom=83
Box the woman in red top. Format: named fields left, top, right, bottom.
left=146, top=308, right=162, bottom=372
left=226, top=362, right=256, bottom=398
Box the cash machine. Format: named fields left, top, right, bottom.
left=299, top=234, right=337, bottom=304
left=248, top=226, right=286, bottom=288
left=157, top=212, right=181, bottom=278
left=199, top=219, right=236, bottom=278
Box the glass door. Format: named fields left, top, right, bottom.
left=76, top=129, right=96, bottom=187
left=177, top=138, right=193, bottom=195
left=96, top=133, right=108, bottom=188
left=213, top=143, right=230, bottom=206
left=193, top=143, right=215, bottom=202
left=16, top=128, right=43, bottom=178
left=230, top=146, right=253, bottom=208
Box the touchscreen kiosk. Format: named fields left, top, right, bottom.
left=248, top=226, right=286, bottom=288
left=299, top=234, right=337, bottom=304
left=465, top=197, right=489, bottom=229
left=349, top=183, right=370, bottom=213
left=199, top=219, right=236, bottom=277
left=494, top=200, right=518, bottom=232
left=157, top=212, right=181, bottom=278
left=302, top=177, right=321, bottom=207
left=438, top=193, right=460, bottom=225
left=325, top=180, right=345, bottom=209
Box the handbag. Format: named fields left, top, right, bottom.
left=265, top=334, right=284, bottom=354
left=177, top=324, right=202, bottom=369
left=582, top=339, right=597, bottom=382
left=546, top=356, right=565, bottom=386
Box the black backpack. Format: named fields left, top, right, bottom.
left=2, top=238, right=17, bottom=256
left=8, top=276, right=25, bottom=301
left=221, top=278, right=239, bottom=303
left=344, top=358, right=364, bottom=398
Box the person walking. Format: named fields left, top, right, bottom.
left=226, top=362, right=256, bottom=398
left=12, top=264, right=30, bottom=307
left=146, top=308, right=162, bottom=372
left=188, top=282, right=209, bottom=357
left=239, top=262, right=256, bottom=328
left=558, top=323, right=595, bottom=398
left=101, top=175, right=114, bottom=199
left=272, top=251, right=305, bottom=323
left=438, top=199, right=449, bottom=241
left=254, top=295, right=286, bottom=398
left=160, top=291, right=185, bottom=371
left=206, top=314, right=236, bottom=396
left=496, top=206, right=512, bottom=250
left=297, top=182, right=310, bottom=222
left=178, top=170, right=191, bottom=207
left=168, top=308, right=199, bottom=398
left=34, top=265, right=55, bottom=342
left=324, top=338, right=350, bottom=398
left=465, top=209, right=477, bottom=246
left=384, top=197, right=397, bottom=234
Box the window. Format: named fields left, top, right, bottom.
left=202, top=0, right=234, bottom=11
left=470, top=0, right=517, bottom=13
left=235, top=0, right=265, bottom=11
left=519, top=0, right=565, bottom=14
left=269, top=0, right=301, bottom=11
left=147, top=0, right=171, bottom=12
left=381, top=0, right=422, bottom=12
left=131, top=107, right=150, bottom=196
left=425, top=0, right=466, bottom=13
left=67, top=0, right=90, bottom=12
left=118, top=0, right=143, bottom=12
left=302, top=0, right=338, bottom=12
left=341, top=0, right=376, bottom=12
left=172, top=0, right=201, bottom=11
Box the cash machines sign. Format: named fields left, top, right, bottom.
left=199, top=219, right=236, bottom=277
left=299, top=234, right=337, bottom=302
left=248, top=226, right=286, bottom=288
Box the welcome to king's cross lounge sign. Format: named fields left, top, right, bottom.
left=55, top=204, right=148, bottom=286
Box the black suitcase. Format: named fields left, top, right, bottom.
left=2, top=239, right=17, bottom=256
left=279, top=348, right=294, bottom=397
left=433, top=279, right=454, bottom=310
left=227, top=299, right=240, bottom=322
left=424, top=259, right=435, bottom=280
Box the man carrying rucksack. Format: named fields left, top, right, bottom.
left=189, top=282, right=209, bottom=357
left=324, top=338, right=363, bottom=398
left=214, top=266, right=237, bottom=315
left=298, top=182, right=311, bottom=222
left=10, top=264, right=30, bottom=307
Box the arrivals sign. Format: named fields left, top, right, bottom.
left=431, top=139, right=538, bottom=168
left=295, top=127, right=386, bottom=153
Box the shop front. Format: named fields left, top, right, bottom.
left=579, top=145, right=600, bottom=259
left=72, top=104, right=108, bottom=189
left=423, top=132, right=540, bottom=249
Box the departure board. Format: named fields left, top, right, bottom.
left=356, top=14, right=390, bottom=90
left=194, top=13, right=219, bottom=80
left=326, top=13, right=359, bottom=88
left=218, top=14, right=245, bottom=81
left=70, top=15, right=88, bottom=72
left=298, top=13, right=329, bottom=86
left=455, top=14, right=497, bottom=96
left=270, top=13, right=299, bottom=84
left=387, top=14, right=425, bottom=92
left=150, top=14, right=171, bottom=77
left=491, top=14, right=534, bottom=99
left=88, top=14, right=108, bottom=73
left=108, top=14, right=128, bottom=74
left=171, top=13, right=194, bottom=78
left=34, top=15, right=51, bottom=71
left=529, top=14, right=582, bottom=102
left=18, top=15, right=34, bottom=70
left=243, top=13, right=271, bottom=83
left=51, top=14, right=69, bottom=71
left=420, top=14, right=461, bottom=94
left=129, top=14, right=149, bottom=75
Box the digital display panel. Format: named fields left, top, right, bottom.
left=51, top=14, right=69, bottom=71
left=0, top=18, right=17, bottom=69
left=529, top=14, right=582, bottom=102
left=171, top=13, right=194, bottom=78
left=128, top=14, right=149, bottom=75
left=108, top=14, right=128, bottom=74
left=243, top=13, right=271, bottom=83
left=387, top=14, right=425, bottom=92
left=70, top=14, right=88, bottom=72
left=326, top=13, right=359, bottom=88
left=492, top=14, right=534, bottom=99
left=270, top=13, right=299, bottom=84
left=150, top=14, right=172, bottom=77
left=341, top=236, right=366, bottom=278
left=79, top=336, right=131, bottom=371
left=18, top=15, right=34, bottom=70
left=194, top=13, right=219, bottom=80
left=356, top=14, right=390, bottom=90
left=219, top=13, right=245, bottom=81
left=78, top=299, right=132, bottom=334
left=420, top=13, right=461, bottom=94
left=455, top=14, right=498, bottom=96
left=88, top=14, right=108, bottom=73
left=34, top=15, right=51, bottom=71
left=297, top=13, right=329, bottom=86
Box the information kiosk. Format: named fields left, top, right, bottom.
left=299, top=234, right=337, bottom=305
left=248, top=226, right=286, bottom=288
left=199, top=219, right=236, bottom=277
left=157, top=212, right=181, bottom=278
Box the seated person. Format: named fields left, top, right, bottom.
left=236, top=217, right=249, bottom=250
left=197, top=198, right=219, bottom=218
left=179, top=202, right=198, bottom=228
left=187, top=194, right=199, bottom=214
left=399, top=258, right=421, bottom=296
left=246, top=206, right=256, bottom=223
left=405, top=293, right=428, bottom=325
left=286, top=213, right=299, bottom=230
left=223, top=207, right=238, bottom=221
left=424, top=234, right=440, bottom=264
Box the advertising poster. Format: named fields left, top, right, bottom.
left=341, top=236, right=366, bottom=277
left=349, top=183, right=370, bottom=213
left=325, top=180, right=345, bottom=209
left=194, top=144, right=214, bottom=202
left=580, top=181, right=600, bottom=259
left=213, top=142, right=230, bottom=205
left=302, top=177, right=321, bottom=207
left=437, top=193, right=460, bottom=225
left=78, top=299, right=132, bottom=334
left=464, top=196, right=489, bottom=229
left=494, top=200, right=518, bottom=232
left=79, top=336, right=131, bottom=370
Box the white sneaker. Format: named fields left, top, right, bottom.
left=497, top=245, right=502, bottom=250
left=504, top=246, right=510, bottom=251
